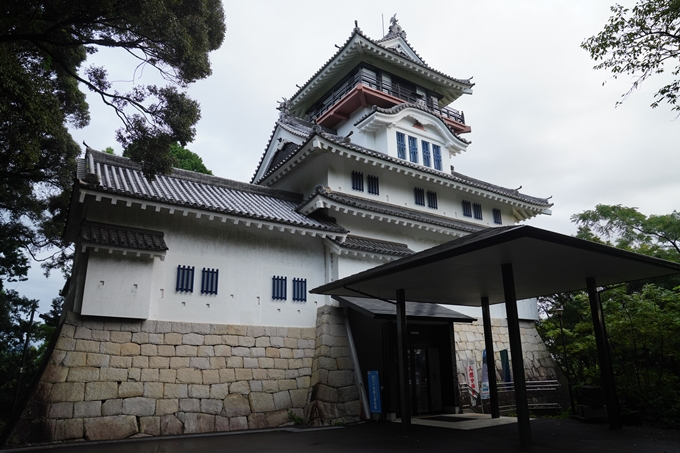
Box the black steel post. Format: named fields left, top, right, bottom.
left=502, top=263, right=531, bottom=447
left=396, top=289, right=411, bottom=426
left=481, top=296, right=500, bottom=418
left=586, top=277, right=621, bottom=430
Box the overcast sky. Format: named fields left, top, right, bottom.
left=13, top=0, right=680, bottom=311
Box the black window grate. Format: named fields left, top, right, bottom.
left=462, top=200, right=472, bottom=217
left=433, top=145, right=442, bottom=171
left=414, top=187, right=425, bottom=206
left=396, top=132, right=406, bottom=159
left=272, top=276, right=287, bottom=300
left=176, top=265, right=195, bottom=293
left=351, top=171, right=364, bottom=191
left=422, top=141, right=431, bottom=167
left=408, top=136, right=418, bottom=163
left=427, top=191, right=438, bottom=209
left=473, top=203, right=483, bottom=220
left=493, top=208, right=502, bottom=225
left=292, top=278, right=307, bottom=302
left=201, top=268, right=219, bottom=295
left=367, top=175, right=379, bottom=195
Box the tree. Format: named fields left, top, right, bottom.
left=581, top=0, right=680, bottom=112
left=125, top=142, right=213, bottom=175
left=0, top=1, right=225, bottom=283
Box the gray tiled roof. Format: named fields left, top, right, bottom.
left=335, top=296, right=475, bottom=322
left=305, top=186, right=487, bottom=234
left=331, top=235, right=414, bottom=257
left=80, top=221, right=168, bottom=251
left=79, top=151, right=347, bottom=234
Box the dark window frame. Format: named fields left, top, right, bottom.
left=292, top=278, right=307, bottom=302
left=414, top=187, right=425, bottom=206
left=422, top=140, right=431, bottom=167
left=493, top=208, right=503, bottom=225
left=272, top=276, right=287, bottom=301
left=462, top=200, right=472, bottom=217
left=367, top=175, right=379, bottom=195
left=351, top=171, right=364, bottom=191
left=433, top=144, right=442, bottom=171
left=201, top=268, right=219, bottom=295
left=408, top=136, right=418, bottom=163
left=427, top=190, right=438, bottom=209
left=176, top=265, right=195, bottom=293
left=473, top=203, right=483, bottom=220
left=396, top=132, right=406, bottom=159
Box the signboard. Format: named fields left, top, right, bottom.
left=367, top=370, right=382, bottom=413
left=464, top=360, right=479, bottom=406
left=481, top=350, right=490, bottom=400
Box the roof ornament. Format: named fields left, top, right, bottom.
left=277, top=97, right=291, bottom=124
left=388, top=14, right=406, bottom=39
left=354, top=20, right=362, bottom=33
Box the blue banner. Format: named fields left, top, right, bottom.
left=367, top=370, right=382, bottom=413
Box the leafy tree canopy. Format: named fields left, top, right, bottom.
left=168, top=143, right=213, bottom=175
left=582, top=0, right=680, bottom=112
left=0, top=0, right=225, bottom=283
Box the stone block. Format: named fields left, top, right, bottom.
left=170, top=357, right=190, bottom=369
left=215, top=416, right=230, bottom=432
left=248, top=392, right=275, bottom=412
left=56, top=337, right=77, bottom=351
left=180, top=398, right=200, bottom=412
left=49, top=382, right=84, bottom=402
left=120, top=342, right=141, bottom=356
left=210, top=324, right=230, bottom=335
left=67, top=367, right=99, bottom=382
left=190, top=357, right=210, bottom=369
left=288, top=358, right=303, bottom=369
left=176, top=345, right=198, bottom=356
left=229, top=416, right=248, bottom=430
left=214, top=345, right=232, bottom=357
left=247, top=412, right=268, bottom=429
left=119, top=382, right=144, bottom=398
left=278, top=379, right=297, bottom=391
left=219, top=368, right=236, bottom=382
left=144, top=382, right=164, bottom=399
left=226, top=356, right=243, bottom=368
left=288, top=327, right=302, bottom=339
left=155, top=321, right=172, bottom=333
left=247, top=326, right=264, bottom=338
left=328, top=370, right=353, bottom=388
left=74, top=326, right=92, bottom=340
left=336, top=357, right=353, bottom=370
left=258, top=357, right=274, bottom=369
left=281, top=348, right=294, bottom=359
left=61, top=324, right=76, bottom=338
left=223, top=335, right=239, bottom=346
left=100, top=367, right=128, bottom=382
left=84, top=415, right=137, bottom=441
left=163, top=383, right=188, bottom=399
left=156, top=398, right=179, bottom=416
left=235, top=368, right=253, bottom=381
left=226, top=325, right=247, bottom=336
left=189, top=384, right=210, bottom=398
left=255, top=337, right=270, bottom=347
left=229, top=381, right=250, bottom=395
left=203, top=369, right=220, bottom=385
left=141, top=320, right=157, bottom=333
left=158, top=345, right=175, bottom=357
left=160, top=414, right=183, bottom=435
left=301, top=328, right=316, bottom=340
left=109, top=356, right=132, bottom=368
left=338, top=385, right=359, bottom=403
left=63, top=351, right=87, bottom=368
left=297, top=376, right=311, bottom=389
left=253, top=368, right=268, bottom=380
left=102, top=399, right=122, bottom=416
left=140, top=416, right=161, bottom=435
left=262, top=380, right=279, bottom=393
left=290, top=388, right=309, bottom=408
left=266, top=409, right=291, bottom=427
left=184, top=413, right=215, bottom=434
left=201, top=398, right=224, bottom=414
left=285, top=370, right=300, bottom=379
left=110, top=331, right=132, bottom=343
left=317, top=356, right=338, bottom=371
left=268, top=369, right=285, bottom=380
left=270, top=336, right=284, bottom=347
left=232, top=347, right=250, bottom=357
left=132, top=356, right=149, bottom=368
left=210, top=357, right=226, bottom=369
left=171, top=321, right=192, bottom=334
left=141, top=344, right=157, bottom=356
left=43, top=365, right=69, bottom=383
left=165, top=333, right=182, bottom=345
left=274, top=358, right=288, bottom=369
left=149, top=356, right=169, bottom=369
left=273, top=390, right=292, bottom=410
left=49, top=401, right=73, bottom=419
left=148, top=333, right=164, bottom=344
left=122, top=397, right=156, bottom=416
left=54, top=418, right=83, bottom=441
left=159, top=368, right=177, bottom=383
left=210, top=383, right=230, bottom=399
left=183, top=333, right=205, bottom=345
left=203, top=334, right=222, bottom=345
left=74, top=400, right=102, bottom=418
left=243, top=357, right=259, bottom=368
left=141, top=368, right=159, bottom=382
left=131, top=332, right=149, bottom=344
left=177, top=368, right=203, bottom=384
left=119, top=320, right=142, bottom=332
left=249, top=381, right=263, bottom=392
left=312, top=384, right=338, bottom=403
left=192, top=322, right=211, bottom=334
left=198, top=346, right=215, bottom=357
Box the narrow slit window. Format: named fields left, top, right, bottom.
left=201, top=268, right=219, bottom=295
left=272, top=276, right=287, bottom=300
left=473, top=203, right=483, bottom=220
left=396, top=132, right=406, bottom=159
left=433, top=145, right=442, bottom=171
left=176, top=265, right=195, bottom=293
left=422, top=141, right=431, bottom=167
left=292, top=278, right=307, bottom=302
left=351, top=171, right=364, bottom=191
left=493, top=208, right=503, bottom=225
left=414, top=187, right=425, bottom=206
left=427, top=191, right=438, bottom=209
left=367, top=175, right=379, bottom=195
left=462, top=200, right=472, bottom=217
left=408, top=136, right=418, bottom=163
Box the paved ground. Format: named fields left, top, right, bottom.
left=4, top=418, right=680, bottom=453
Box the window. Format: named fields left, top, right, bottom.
left=462, top=200, right=472, bottom=217
left=473, top=203, right=483, bottom=220
left=408, top=136, right=418, bottom=163
left=176, top=265, right=195, bottom=293
left=367, top=175, right=379, bottom=195
left=414, top=187, right=425, bottom=206
left=351, top=171, right=364, bottom=191
left=396, top=132, right=406, bottom=159
left=201, top=268, right=219, bottom=295
left=433, top=145, right=442, bottom=171
left=272, top=276, right=287, bottom=300
left=422, top=141, right=431, bottom=167
left=427, top=191, right=438, bottom=209
left=292, top=278, right=307, bottom=302
left=493, top=208, right=502, bottom=225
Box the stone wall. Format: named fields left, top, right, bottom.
left=7, top=311, right=325, bottom=446
left=455, top=319, right=557, bottom=383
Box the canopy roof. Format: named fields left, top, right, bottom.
left=334, top=296, right=475, bottom=323
left=312, top=225, right=680, bottom=306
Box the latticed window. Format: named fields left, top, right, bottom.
left=201, top=268, right=219, bottom=295
left=493, top=208, right=502, bottom=225
left=473, top=203, right=483, bottom=220
left=427, top=191, right=438, bottom=209
left=408, top=136, right=418, bottom=163
left=396, top=132, right=406, bottom=159
left=351, top=171, right=364, bottom=191
left=433, top=145, right=442, bottom=171
left=422, top=141, right=431, bottom=167
left=367, top=175, right=379, bottom=195
left=462, top=200, right=472, bottom=217
left=414, top=187, right=425, bottom=206
left=176, top=265, right=195, bottom=293
left=272, top=276, right=287, bottom=300
left=292, top=278, right=307, bottom=302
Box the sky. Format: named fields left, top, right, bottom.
left=11, top=0, right=680, bottom=312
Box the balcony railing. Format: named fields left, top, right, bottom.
left=306, top=71, right=465, bottom=125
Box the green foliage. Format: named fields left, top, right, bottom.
left=125, top=143, right=212, bottom=175
left=104, top=147, right=115, bottom=155
left=288, top=410, right=305, bottom=425
left=582, top=0, right=680, bottom=112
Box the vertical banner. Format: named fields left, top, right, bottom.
left=367, top=370, right=382, bottom=413
left=464, top=359, right=479, bottom=406
left=481, top=350, right=490, bottom=400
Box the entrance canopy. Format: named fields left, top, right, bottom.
left=311, top=225, right=680, bottom=305
left=334, top=296, right=475, bottom=323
